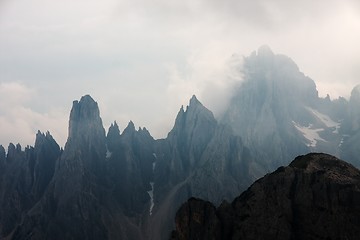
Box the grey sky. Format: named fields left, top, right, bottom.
left=0, top=0, right=359, bottom=147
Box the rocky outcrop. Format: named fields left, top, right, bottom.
left=171, top=153, right=360, bottom=240
left=1, top=47, right=359, bottom=240
left=341, top=85, right=360, bottom=167
left=348, top=84, right=360, bottom=132
left=6, top=95, right=156, bottom=240
left=156, top=95, right=217, bottom=188
left=10, top=95, right=109, bottom=240
left=62, top=94, right=107, bottom=177
left=106, top=120, right=156, bottom=216
left=221, top=46, right=351, bottom=169
left=0, top=132, right=60, bottom=239
left=222, top=46, right=310, bottom=168
left=149, top=96, right=259, bottom=240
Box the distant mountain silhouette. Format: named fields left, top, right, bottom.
left=0, top=47, right=359, bottom=239
left=222, top=46, right=358, bottom=168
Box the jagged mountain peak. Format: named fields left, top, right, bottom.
left=67, top=94, right=105, bottom=143
left=257, top=44, right=274, bottom=57
left=185, top=95, right=213, bottom=117
left=70, top=94, right=100, bottom=122
left=221, top=47, right=322, bottom=166
left=7, top=143, right=16, bottom=154
left=107, top=121, right=120, bottom=137
left=7, top=143, right=21, bottom=152
left=170, top=95, right=217, bottom=136
left=246, top=45, right=304, bottom=77
left=36, top=130, right=55, bottom=140
left=123, top=120, right=136, bottom=135
left=110, top=120, right=119, bottom=129
left=348, top=84, right=360, bottom=132
left=106, top=121, right=121, bottom=152
left=0, top=145, right=5, bottom=154
left=354, top=84, right=360, bottom=91
left=0, top=147, right=4, bottom=163
left=188, top=94, right=200, bottom=107
left=62, top=95, right=106, bottom=175
left=120, top=121, right=154, bottom=142
left=0, top=145, right=5, bottom=164
left=175, top=95, right=205, bottom=119
left=351, top=84, right=360, bottom=99
left=138, top=126, right=151, bottom=135
left=35, top=131, right=58, bottom=149
left=186, top=95, right=208, bottom=112
left=5, top=143, right=22, bottom=163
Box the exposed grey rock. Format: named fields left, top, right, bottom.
left=9, top=95, right=158, bottom=240
left=10, top=96, right=110, bottom=240
left=150, top=96, right=257, bottom=240
left=349, top=84, right=360, bottom=132
left=63, top=94, right=106, bottom=176
left=0, top=47, right=359, bottom=240
left=0, top=132, right=60, bottom=239
left=0, top=145, right=5, bottom=168
left=106, top=120, right=156, bottom=217
left=222, top=46, right=349, bottom=170
left=340, top=84, right=360, bottom=167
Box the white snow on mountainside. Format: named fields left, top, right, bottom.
left=307, top=107, right=341, bottom=133
left=147, top=182, right=155, bottom=216
left=106, top=148, right=112, bottom=159
left=293, top=121, right=326, bottom=147
left=148, top=155, right=157, bottom=216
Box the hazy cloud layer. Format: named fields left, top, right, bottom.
left=0, top=82, right=67, bottom=146
left=0, top=0, right=359, bottom=146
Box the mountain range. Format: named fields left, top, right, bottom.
left=0, top=46, right=359, bottom=239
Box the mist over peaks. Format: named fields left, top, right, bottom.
left=0, top=47, right=359, bottom=240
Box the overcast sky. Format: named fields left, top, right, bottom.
left=0, top=0, right=359, bottom=147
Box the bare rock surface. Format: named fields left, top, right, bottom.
left=171, top=153, right=360, bottom=240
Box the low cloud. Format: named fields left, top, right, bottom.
left=166, top=45, right=244, bottom=118
left=0, top=82, right=67, bottom=147
left=0, top=0, right=359, bottom=143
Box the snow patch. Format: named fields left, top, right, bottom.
left=338, top=137, right=344, bottom=148
left=106, top=147, right=112, bottom=159
left=147, top=182, right=155, bottom=216
left=338, top=135, right=350, bottom=148
left=148, top=154, right=157, bottom=216
left=307, top=107, right=340, bottom=133
left=293, top=121, right=326, bottom=147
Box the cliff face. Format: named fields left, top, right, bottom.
left=1, top=83, right=360, bottom=240
left=222, top=46, right=315, bottom=168
left=0, top=132, right=60, bottom=238
left=171, top=153, right=360, bottom=240
left=148, top=95, right=259, bottom=240
left=8, top=95, right=156, bottom=240
left=341, top=85, right=360, bottom=167
left=221, top=46, right=355, bottom=170
left=1, top=46, right=359, bottom=239
left=0, top=94, right=258, bottom=240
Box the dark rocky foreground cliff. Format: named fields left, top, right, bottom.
left=171, top=153, right=360, bottom=240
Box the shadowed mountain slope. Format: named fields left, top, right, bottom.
left=171, top=153, right=360, bottom=240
